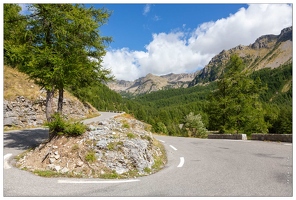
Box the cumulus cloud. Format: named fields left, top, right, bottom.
left=143, top=4, right=151, bottom=16
left=103, top=4, right=292, bottom=81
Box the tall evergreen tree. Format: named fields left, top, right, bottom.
left=4, top=4, right=113, bottom=121
left=208, top=54, right=268, bottom=134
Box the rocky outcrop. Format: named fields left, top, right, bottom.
left=4, top=95, right=99, bottom=128
left=16, top=115, right=166, bottom=178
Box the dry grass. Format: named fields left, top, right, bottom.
left=4, top=65, right=93, bottom=103
left=4, top=65, right=44, bottom=101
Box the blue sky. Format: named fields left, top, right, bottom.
left=97, top=4, right=248, bottom=51
left=17, top=3, right=292, bottom=81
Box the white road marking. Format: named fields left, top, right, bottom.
left=169, top=145, right=177, bottom=151
left=158, top=140, right=165, bottom=143
left=4, top=153, right=12, bottom=169
left=283, top=143, right=292, bottom=146
left=177, top=157, right=185, bottom=168
left=58, top=179, right=140, bottom=184
left=224, top=140, right=251, bottom=142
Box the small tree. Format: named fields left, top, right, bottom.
left=183, top=112, right=207, bottom=138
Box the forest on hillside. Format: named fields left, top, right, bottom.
left=70, top=61, right=292, bottom=137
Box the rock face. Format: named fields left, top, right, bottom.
left=16, top=115, right=166, bottom=178
left=107, top=72, right=198, bottom=96
left=189, top=26, right=292, bottom=86
left=4, top=95, right=99, bottom=129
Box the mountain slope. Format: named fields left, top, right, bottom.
left=4, top=65, right=99, bottom=129
left=189, top=26, right=292, bottom=86
left=107, top=72, right=198, bottom=95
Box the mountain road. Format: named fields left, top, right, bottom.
left=3, top=112, right=293, bottom=197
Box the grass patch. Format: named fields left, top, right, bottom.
left=122, top=121, right=130, bottom=129
left=33, top=170, right=60, bottom=177
left=15, top=148, right=33, bottom=162
left=4, top=65, right=43, bottom=101
left=141, top=135, right=152, bottom=142
left=151, top=139, right=167, bottom=171
left=71, top=144, right=79, bottom=152
left=144, top=167, right=151, bottom=174
left=107, top=142, right=115, bottom=150
left=127, top=132, right=136, bottom=139
left=100, top=170, right=119, bottom=179
left=85, top=150, right=96, bottom=163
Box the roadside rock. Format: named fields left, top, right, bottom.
left=16, top=114, right=166, bottom=178
left=4, top=96, right=99, bottom=129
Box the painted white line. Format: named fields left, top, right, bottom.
left=58, top=179, right=140, bottom=184
left=177, top=157, right=185, bottom=168
left=224, top=140, right=250, bottom=142
left=169, top=145, right=177, bottom=151
left=4, top=153, right=12, bottom=169
left=158, top=140, right=165, bottom=143
left=284, top=143, right=292, bottom=146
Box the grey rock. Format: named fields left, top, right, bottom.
left=76, top=161, right=84, bottom=167
left=96, top=139, right=108, bottom=149
left=49, top=158, right=56, bottom=164
left=60, top=167, right=69, bottom=174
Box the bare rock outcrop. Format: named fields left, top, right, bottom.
left=16, top=115, right=166, bottom=178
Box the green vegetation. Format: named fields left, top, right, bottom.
left=124, top=62, right=292, bottom=136
left=4, top=4, right=113, bottom=121
left=182, top=112, right=207, bottom=138
left=122, top=121, right=131, bottom=129
left=85, top=150, right=96, bottom=163
left=208, top=55, right=268, bottom=135
left=33, top=170, right=61, bottom=177
left=127, top=132, right=136, bottom=139
left=45, top=113, right=87, bottom=138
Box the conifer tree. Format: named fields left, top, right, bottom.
left=4, top=4, right=113, bottom=121
left=208, top=54, right=268, bottom=134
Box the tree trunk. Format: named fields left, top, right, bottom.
left=46, top=88, right=55, bottom=122
left=57, top=87, right=64, bottom=114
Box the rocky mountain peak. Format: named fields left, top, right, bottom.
left=189, top=26, right=292, bottom=86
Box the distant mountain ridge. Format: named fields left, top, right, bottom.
left=107, top=72, right=198, bottom=95
left=189, top=26, right=292, bottom=86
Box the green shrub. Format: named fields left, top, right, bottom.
left=45, top=113, right=86, bottom=137
left=65, top=122, right=87, bottom=136
left=45, top=113, right=67, bottom=135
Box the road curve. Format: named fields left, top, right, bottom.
left=3, top=113, right=293, bottom=197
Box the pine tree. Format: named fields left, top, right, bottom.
left=208, top=54, right=268, bottom=135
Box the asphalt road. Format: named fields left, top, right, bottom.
left=3, top=112, right=293, bottom=197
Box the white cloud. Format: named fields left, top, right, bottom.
left=143, top=4, right=151, bottom=16
left=103, top=4, right=292, bottom=81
